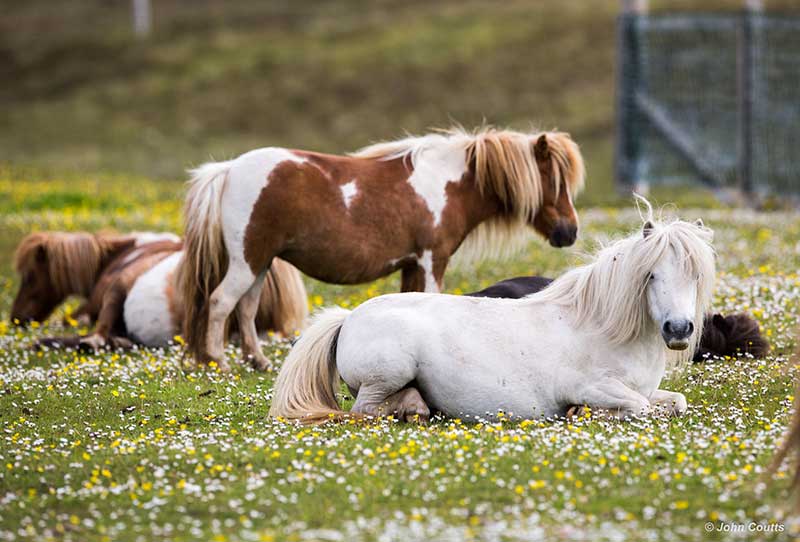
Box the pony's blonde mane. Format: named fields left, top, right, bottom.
left=14, top=232, right=131, bottom=298
left=353, top=126, right=585, bottom=265
left=530, top=203, right=715, bottom=371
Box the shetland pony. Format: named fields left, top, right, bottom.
left=11, top=231, right=180, bottom=325
left=12, top=232, right=308, bottom=352
left=178, top=126, right=586, bottom=370
left=270, top=204, right=715, bottom=423
left=467, top=277, right=769, bottom=361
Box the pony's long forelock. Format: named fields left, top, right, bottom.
left=14, top=232, right=115, bottom=298
left=530, top=210, right=716, bottom=372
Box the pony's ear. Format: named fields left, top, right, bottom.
left=534, top=135, right=549, bottom=159
left=642, top=220, right=654, bottom=238
left=694, top=218, right=704, bottom=228
left=712, top=313, right=730, bottom=333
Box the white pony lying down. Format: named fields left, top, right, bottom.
left=270, top=203, right=715, bottom=423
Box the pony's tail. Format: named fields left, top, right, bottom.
left=256, top=258, right=309, bottom=337
left=269, top=307, right=351, bottom=424
left=177, top=161, right=234, bottom=362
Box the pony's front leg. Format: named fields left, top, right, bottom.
left=400, top=253, right=444, bottom=293
left=649, top=389, right=688, bottom=416
left=574, top=378, right=651, bottom=420
left=352, top=385, right=430, bottom=423
left=401, top=265, right=440, bottom=292
left=79, top=281, right=127, bottom=351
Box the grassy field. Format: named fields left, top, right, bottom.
left=2, top=2, right=800, bottom=540
left=0, top=169, right=799, bottom=541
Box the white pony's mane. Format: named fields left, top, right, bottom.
left=353, top=126, right=585, bottom=265
left=530, top=201, right=716, bottom=371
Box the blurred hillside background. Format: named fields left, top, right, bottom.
left=1, top=0, right=797, bottom=205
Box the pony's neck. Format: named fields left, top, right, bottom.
left=449, top=168, right=510, bottom=245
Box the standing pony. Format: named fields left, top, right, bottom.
left=179, top=127, right=585, bottom=370
left=270, top=206, right=715, bottom=423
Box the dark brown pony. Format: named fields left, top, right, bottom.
left=179, top=127, right=586, bottom=370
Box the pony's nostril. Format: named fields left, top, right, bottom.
left=686, top=321, right=694, bottom=335
left=662, top=321, right=673, bottom=335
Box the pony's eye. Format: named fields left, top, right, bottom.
left=648, top=273, right=655, bottom=282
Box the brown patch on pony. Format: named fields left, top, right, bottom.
left=242, top=153, right=422, bottom=283
left=693, top=312, right=770, bottom=362
left=11, top=232, right=138, bottom=324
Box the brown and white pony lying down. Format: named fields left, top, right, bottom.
left=179, top=126, right=586, bottom=369
left=11, top=231, right=307, bottom=352
left=467, top=276, right=770, bottom=362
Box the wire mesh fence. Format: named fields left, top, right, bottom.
left=616, top=10, right=800, bottom=196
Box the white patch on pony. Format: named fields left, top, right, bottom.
left=340, top=180, right=358, bottom=209
left=417, top=250, right=438, bottom=292
left=124, top=252, right=182, bottom=347
left=359, top=135, right=469, bottom=227
left=132, top=232, right=181, bottom=246
left=407, top=143, right=467, bottom=226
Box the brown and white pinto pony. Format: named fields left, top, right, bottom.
left=179, top=127, right=585, bottom=370
left=11, top=231, right=308, bottom=352
left=11, top=231, right=180, bottom=326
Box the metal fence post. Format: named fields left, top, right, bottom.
left=132, top=0, right=152, bottom=38
left=615, top=1, right=648, bottom=193
left=737, top=1, right=760, bottom=196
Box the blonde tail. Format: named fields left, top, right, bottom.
left=269, top=307, right=350, bottom=424
left=256, top=258, right=309, bottom=337
left=177, top=161, right=233, bottom=362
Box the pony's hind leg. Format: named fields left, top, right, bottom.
left=207, top=260, right=259, bottom=372
left=351, top=384, right=430, bottom=423
left=236, top=270, right=270, bottom=370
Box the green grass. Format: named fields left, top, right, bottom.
left=2, top=2, right=800, bottom=538
left=0, top=172, right=799, bottom=541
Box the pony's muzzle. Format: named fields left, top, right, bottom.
left=662, top=319, right=694, bottom=350
left=548, top=222, right=578, bottom=248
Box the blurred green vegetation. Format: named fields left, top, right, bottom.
left=1, top=0, right=794, bottom=205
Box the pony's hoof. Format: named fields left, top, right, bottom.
left=405, top=410, right=430, bottom=424
left=247, top=353, right=272, bottom=372
left=566, top=405, right=590, bottom=418
left=108, top=336, right=134, bottom=350
left=79, top=334, right=107, bottom=352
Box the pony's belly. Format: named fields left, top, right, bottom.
left=282, top=247, right=408, bottom=285
left=124, top=252, right=181, bottom=347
